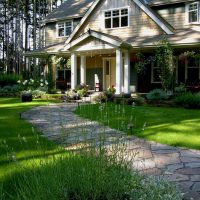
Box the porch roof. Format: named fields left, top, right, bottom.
left=127, top=29, right=200, bottom=49
left=24, top=42, right=70, bottom=57
left=25, top=28, right=200, bottom=57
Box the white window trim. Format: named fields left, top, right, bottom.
left=57, top=20, right=73, bottom=38
left=103, top=7, right=130, bottom=30
left=185, top=2, right=200, bottom=24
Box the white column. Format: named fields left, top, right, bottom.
left=124, top=51, right=130, bottom=94
left=116, top=49, right=123, bottom=94
left=71, top=53, right=77, bottom=90
left=80, top=56, right=86, bottom=84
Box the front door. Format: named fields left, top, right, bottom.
left=104, top=58, right=116, bottom=90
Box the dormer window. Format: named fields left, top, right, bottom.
left=104, top=8, right=129, bottom=29
left=186, top=2, right=200, bottom=23
left=57, top=20, right=73, bottom=37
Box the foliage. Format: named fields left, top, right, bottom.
left=105, top=85, right=116, bottom=98
left=66, top=90, right=80, bottom=100
left=77, top=89, right=88, bottom=97
left=46, top=57, right=55, bottom=93
left=75, top=103, right=200, bottom=150
left=132, top=97, right=146, bottom=106
left=0, top=73, right=21, bottom=87
left=55, top=57, right=71, bottom=69
left=18, top=77, right=48, bottom=92
left=0, top=98, right=181, bottom=200
left=155, top=39, right=175, bottom=90
left=146, top=89, right=168, bottom=101
left=32, top=90, right=46, bottom=99
left=113, top=97, right=124, bottom=104
left=175, top=92, right=200, bottom=109
left=113, top=97, right=145, bottom=106
left=1, top=149, right=181, bottom=200
left=0, top=85, right=21, bottom=97
left=135, top=52, right=153, bottom=75
left=76, top=84, right=89, bottom=97
left=91, top=92, right=107, bottom=103
left=174, top=83, right=186, bottom=96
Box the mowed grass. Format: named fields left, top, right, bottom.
left=0, top=98, right=63, bottom=182
left=75, top=103, right=200, bottom=150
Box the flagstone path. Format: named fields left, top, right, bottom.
left=21, top=103, right=200, bottom=200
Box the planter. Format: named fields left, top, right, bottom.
left=21, top=93, right=33, bottom=102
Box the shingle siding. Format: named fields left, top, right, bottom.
left=74, top=0, right=163, bottom=42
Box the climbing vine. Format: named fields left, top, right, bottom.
left=155, top=39, right=175, bottom=91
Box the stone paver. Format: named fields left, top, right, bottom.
left=22, top=103, right=200, bottom=200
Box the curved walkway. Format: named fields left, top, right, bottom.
left=22, top=103, right=200, bottom=200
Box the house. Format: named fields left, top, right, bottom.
left=27, top=0, right=200, bottom=94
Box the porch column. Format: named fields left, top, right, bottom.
left=71, top=53, right=77, bottom=90
left=124, top=51, right=130, bottom=94
left=80, top=56, right=86, bottom=84
left=116, top=49, right=123, bottom=94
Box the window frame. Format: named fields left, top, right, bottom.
left=57, top=20, right=73, bottom=38
left=186, top=2, right=200, bottom=24
left=104, top=7, right=130, bottom=29
left=185, top=58, right=200, bottom=81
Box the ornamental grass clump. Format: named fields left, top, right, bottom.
left=0, top=139, right=182, bottom=200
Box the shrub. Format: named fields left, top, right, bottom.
left=66, top=90, right=80, bottom=100
left=122, top=93, right=131, bottom=98
left=0, top=73, right=21, bottom=87
left=48, top=88, right=60, bottom=94
left=113, top=97, right=123, bottom=104
left=32, top=90, right=46, bottom=99
left=175, top=83, right=186, bottom=96
left=75, top=83, right=89, bottom=91
left=105, top=86, right=116, bottom=98
left=77, top=88, right=88, bottom=97
left=175, top=92, right=200, bottom=109
left=132, top=96, right=146, bottom=106
left=123, top=98, right=135, bottom=105
left=91, top=92, right=107, bottom=103
left=147, top=89, right=168, bottom=101
left=0, top=85, right=21, bottom=97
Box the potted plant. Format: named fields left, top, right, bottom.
left=21, top=90, right=33, bottom=102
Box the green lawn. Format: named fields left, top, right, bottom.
left=0, top=98, right=182, bottom=200
left=0, top=98, right=63, bottom=182
left=75, top=103, right=200, bottom=150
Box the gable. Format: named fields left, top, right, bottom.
left=72, top=37, right=116, bottom=52
left=66, top=0, right=173, bottom=45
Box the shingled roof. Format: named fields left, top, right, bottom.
left=149, top=0, right=195, bottom=6
left=44, top=0, right=95, bottom=23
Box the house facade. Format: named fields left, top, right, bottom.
left=28, top=0, right=200, bottom=94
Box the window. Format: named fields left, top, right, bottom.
left=187, top=2, right=200, bottom=23
left=104, top=8, right=129, bottom=29
left=58, top=23, right=65, bottom=37
left=186, top=58, right=200, bottom=81
left=57, top=20, right=73, bottom=37
left=151, top=64, right=161, bottom=83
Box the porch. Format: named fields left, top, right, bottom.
left=70, top=49, right=133, bottom=95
